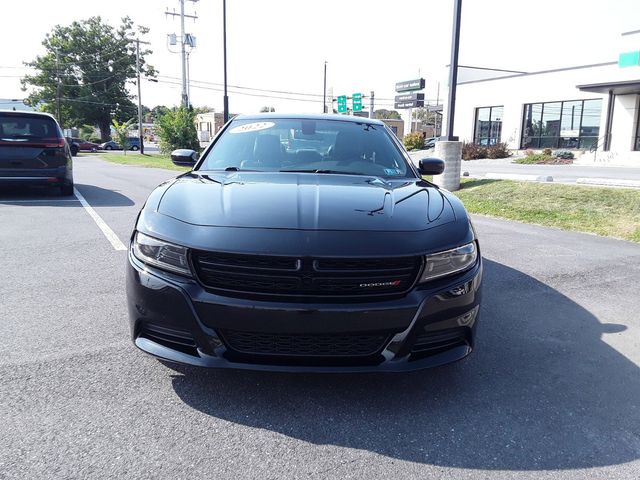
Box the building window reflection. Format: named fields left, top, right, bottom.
left=521, top=99, right=602, bottom=149
left=474, top=106, right=503, bottom=145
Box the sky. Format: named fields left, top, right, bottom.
left=1, top=0, right=638, bottom=115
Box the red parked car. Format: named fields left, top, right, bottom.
left=71, top=138, right=101, bottom=152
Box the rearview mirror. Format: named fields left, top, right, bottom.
left=418, top=157, right=445, bottom=175
left=171, top=149, right=198, bottom=167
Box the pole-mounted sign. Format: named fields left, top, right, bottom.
left=395, top=78, right=425, bottom=93
left=337, top=95, right=347, bottom=113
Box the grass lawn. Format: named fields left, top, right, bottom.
left=453, top=179, right=640, bottom=243
left=82, top=152, right=190, bottom=172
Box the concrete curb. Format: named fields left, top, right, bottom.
left=483, top=173, right=554, bottom=182
left=576, top=178, right=640, bottom=188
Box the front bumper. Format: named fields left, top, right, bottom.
left=126, top=250, right=482, bottom=373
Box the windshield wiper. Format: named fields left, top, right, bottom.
left=280, top=169, right=364, bottom=175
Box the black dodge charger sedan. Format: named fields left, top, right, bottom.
left=126, top=114, right=482, bottom=372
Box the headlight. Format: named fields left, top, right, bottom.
left=132, top=231, right=191, bottom=276
left=419, top=242, right=477, bottom=283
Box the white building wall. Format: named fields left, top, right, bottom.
left=610, top=94, right=639, bottom=151
left=454, top=62, right=640, bottom=150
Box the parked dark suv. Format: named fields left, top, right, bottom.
left=0, top=111, right=74, bottom=195
left=127, top=114, right=482, bottom=372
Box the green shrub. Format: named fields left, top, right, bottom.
left=156, top=107, right=200, bottom=154
left=525, top=149, right=535, bottom=157
left=553, top=150, right=574, bottom=159
left=403, top=132, right=425, bottom=151
left=542, top=148, right=552, bottom=156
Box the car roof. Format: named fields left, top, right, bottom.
left=233, top=113, right=385, bottom=126
left=0, top=110, right=58, bottom=121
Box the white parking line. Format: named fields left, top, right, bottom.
left=73, top=188, right=127, bottom=251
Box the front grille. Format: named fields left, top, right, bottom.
left=220, top=330, right=390, bottom=357
left=191, top=251, right=422, bottom=297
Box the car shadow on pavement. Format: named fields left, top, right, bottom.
left=0, top=184, right=134, bottom=207
left=168, top=259, right=639, bottom=471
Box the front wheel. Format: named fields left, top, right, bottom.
left=105, top=145, right=113, bottom=151
left=131, top=145, right=139, bottom=151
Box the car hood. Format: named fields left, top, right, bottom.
left=155, top=171, right=457, bottom=232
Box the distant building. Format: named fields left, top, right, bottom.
left=452, top=30, right=640, bottom=164
left=195, top=111, right=237, bottom=146
left=0, top=99, right=35, bottom=112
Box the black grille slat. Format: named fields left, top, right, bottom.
left=220, top=330, right=390, bottom=357
left=192, top=251, right=422, bottom=297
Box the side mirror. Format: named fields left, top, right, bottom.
left=418, top=157, right=445, bottom=175
left=171, top=149, right=198, bottom=167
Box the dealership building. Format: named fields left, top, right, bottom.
left=452, top=30, right=640, bottom=164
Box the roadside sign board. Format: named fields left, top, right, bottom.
left=394, top=93, right=425, bottom=103
left=352, top=93, right=363, bottom=112
left=337, top=95, right=347, bottom=113
left=395, top=78, right=425, bottom=92
left=394, top=99, right=425, bottom=109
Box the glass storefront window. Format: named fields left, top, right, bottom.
left=474, top=106, right=503, bottom=145
left=521, top=99, right=602, bottom=149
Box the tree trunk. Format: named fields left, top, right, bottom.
left=98, top=117, right=111, bottom=142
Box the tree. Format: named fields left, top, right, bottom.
left=412, top=107, right=438, bottom=125
left=374, top=109, right=401, bottom=120
left=260, top=106, right=275, bottom=112
left=21, top=16, right=155, bottom=141
left=112, top=118, right=135, bottom=154
left=155, top=106, right=200, bottom=154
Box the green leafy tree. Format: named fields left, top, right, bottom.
left=150, top=105, right=170, bottom=121
left=155, top=107, right=200, bottom=154
left=112, top=118, right=135, bottom=154
left=21, top=16, right=155, bottom=141
left=403, top=132, right=425, bottom=151
left=374, top=109, right=401, bottom=120
left=412, top=107, right=438, bottom=125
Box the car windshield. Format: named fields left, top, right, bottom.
left=0, top=114, right=59, bottom=140
left=198, top=118, right=414, bottom=178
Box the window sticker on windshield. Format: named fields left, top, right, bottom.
left=229, top=122, right=275, bottom=134
left=384, top=168, right=401, bottom=176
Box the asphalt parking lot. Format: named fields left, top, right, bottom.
left=1, top=155, right=639, bottom=479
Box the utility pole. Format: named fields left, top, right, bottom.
left=55, top=48, right=61, bottom=125
left=222, top=0, right=229, bottom=123
left=323, top=61, right=327, bottom=114
left=369, top=91, right=374, bottom=119
left=166, top=0, right=198, bottom=107
left=135, top=39, right=151, bottom=155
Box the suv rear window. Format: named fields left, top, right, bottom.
left=0, top=114, right=60, bottom=140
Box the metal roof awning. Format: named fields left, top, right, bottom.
left=577, top=79, right=640, bottom=94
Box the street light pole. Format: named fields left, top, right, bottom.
left=135, top=39, right=145, bottom=155
left=443, top=0, right=462, bottom=141
left=323, top=61, right=327, bottom=114
left=222, top=0, right=229, bottom=123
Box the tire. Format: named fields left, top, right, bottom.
left=71, top=145, right=79, bottom=157
left=131, top=145, right=139, bottom=151
left=60, top=182, right=74, bottom=196
left=105, top=145, right=113, bottom=150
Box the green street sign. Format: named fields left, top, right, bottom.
left=619, top=51, right=640, bottom=68
left=352, top=92, right=363, bottom=112
left=337, top=95, right=347, bottom=113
